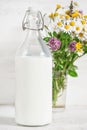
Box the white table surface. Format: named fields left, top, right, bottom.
left=0, top=105, right=87, bottom=130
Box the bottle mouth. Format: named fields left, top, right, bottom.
left=22, top=7, right=44, bottom=30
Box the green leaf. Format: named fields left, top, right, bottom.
left=44, top=25, right=49, bottom=30
left=68, top=70, right=78, bottom=77
left=48, top=32, right=52, bottom=37
left=73, top=65, right=78, bottom=69
left=43, top=37, right=50, bottom=42
left=83, top=46, right=87, bottom=53
left=73, top=36, right=80, bottom=42
left=53, top=31, right=57, bottom=37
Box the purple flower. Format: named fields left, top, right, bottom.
left=48, top=38, right=61, bottom=51
left=69, top=41, right=76, bottom=52
left=79, top=10, right=83, bottom=15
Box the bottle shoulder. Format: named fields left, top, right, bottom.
left=16, top=31, right=52, bottom=58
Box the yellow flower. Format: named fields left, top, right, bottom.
left=74, top=2, right=78, bottom=6
left=75, top=42, right=82, bottom=52
left=65, top=10, right=70, bottom=15
left=76, top=26, right=80, bottom=31
left=57, top=21, right=62, bottom=26
left=79, top=49, right=83, bottom=52
left=64, top=25, right=70, bottom=30
left=60, top=15, right=64, bottom=19
left=83, top=28, right=87, bottom=32
left=54, top=12, right=58, bottom=17
left=56, top=4, right=61, bottom=9
left=79, top=33, right=83, bottom=37
left=65, top=15, right=70, bottom=19
left=71, top=13, right=76, bottom=17
left=49, top=13, right=54, bottom=18
left=84, top=15, right=87, bottom=18
left=72, top=11, right=79, bottom=18
left=75, top=10, right=79, bottom=14
left=70, top=21, right=75, bottom=26
left=81, top=20, right=86, bottom=25
left=49, top=12, right=58, bottom=18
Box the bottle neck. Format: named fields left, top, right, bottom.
left=27, top=29, right=40, bottom=35
left=24, top=29, right=51, bottom=57
left=26, top=29, right=41, bottom=44
left=16, top=28, right=51, bottom=57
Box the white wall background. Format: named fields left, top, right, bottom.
left=0, top=0, right=87, bottom=106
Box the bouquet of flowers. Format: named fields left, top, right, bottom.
left=43, top=0, right=87, bottom=107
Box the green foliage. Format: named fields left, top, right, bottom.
left=53, top=31, right=58, bottom=37
left=43, top=31, right=87, bottom=78
left=43, top=30, right=87, bottom=106
left=58, top=31, right=72, bottom=45
left=48, top=32, right=52, bottom=37
left=83, top=42, right=87, bottom=54
left=68, top=69, right=78, bottom=77
left=43, top=37, right=50, bottom=42
left=51, top=32, right=78, bottom=74
left=73, top=36, right=80, bottom=42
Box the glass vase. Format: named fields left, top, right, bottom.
left=52, top=70, right=67, bottom=109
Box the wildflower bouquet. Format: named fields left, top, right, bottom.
left=43, top=0, right=87, bottom=107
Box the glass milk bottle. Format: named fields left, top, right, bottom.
left=15, top=8, right=52, bottom=126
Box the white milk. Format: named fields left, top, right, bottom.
left=15, top=56, right=52, bottom=126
